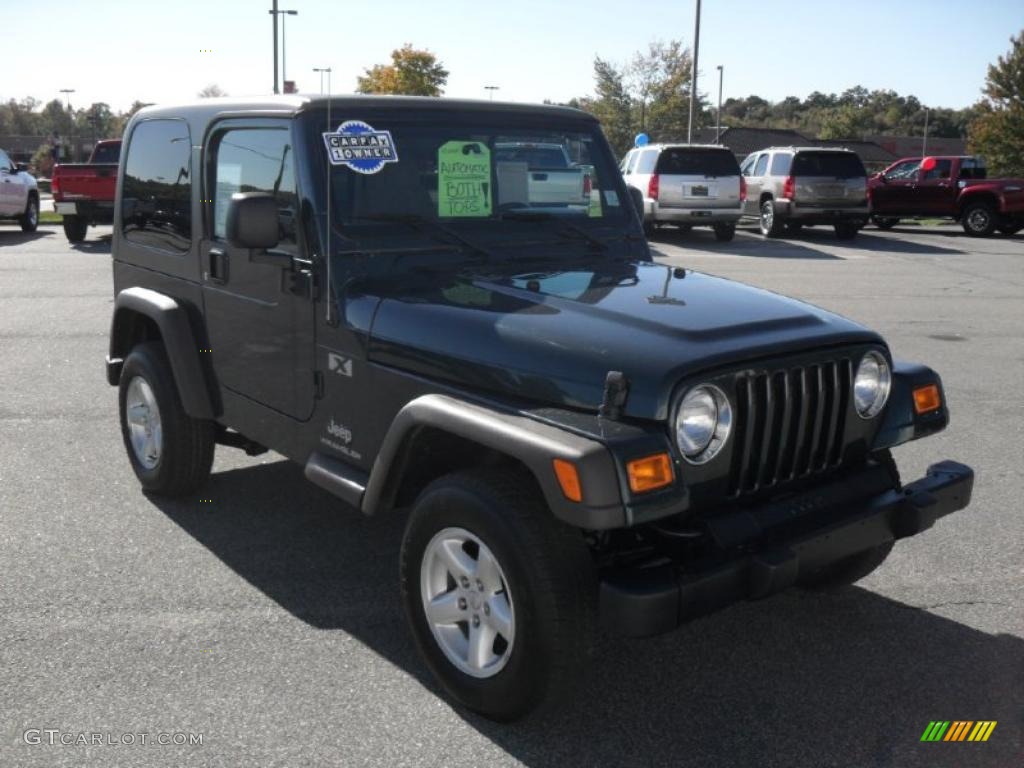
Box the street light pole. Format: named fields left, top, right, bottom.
left=59, top=88, right=75, bottom=111
left=281, top=10, right=297, bottom=88
left=687, top=0, right=702, bottom=144
left=922, top=108, right=930, bottom=158
left=270, top=1, right=279, bottom=93
left=715, top=65, right=723, bottom=144
left=314, top=67, right=331, bottom=95
left=484, top=85, right=499, bottom=101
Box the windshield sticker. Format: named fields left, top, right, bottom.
left=604, top=190, right=620, bottom=207
left=588, top=188, right=602, bottom=218
left=438, top=141, right=492, bottom=218
left=322, top=120, right=398, bottom=174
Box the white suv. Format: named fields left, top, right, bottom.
left=621, top=144, right=744, bottom=241
left=0, top=149, right=40, bottom=232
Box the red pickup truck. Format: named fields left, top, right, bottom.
left=51, top=139, right=121, bottom=242
left=868, top=155, right=1024, bottom=237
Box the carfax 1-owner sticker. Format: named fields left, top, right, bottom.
left=323, top=120, right=399, bottom=174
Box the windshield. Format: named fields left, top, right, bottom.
left=91, top=143, right=120, bottom=164
left=791, top=151, right=866, bottom=178
left=313, top=113, right=627, bottom=235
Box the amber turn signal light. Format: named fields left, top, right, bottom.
left=552, top=459, right=583, bottom=503
left=913, top=384, right=942, bottom=414
left=627, top=453, right=674, bottom=494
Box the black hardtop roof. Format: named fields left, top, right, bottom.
left=132, top=95, right=597, bottom=134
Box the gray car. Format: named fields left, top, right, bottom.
left=0, top=148, right=40, bottom=232
left=621, top=144, right=743, bottom=241
left=740, top=147, right=868, bottom=239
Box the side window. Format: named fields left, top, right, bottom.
left=753, top=153, right=769, bottom=177
left=0, top=149, right=11, bottom=170
left=211, top=127, right=298, bottom=252
left=121, top=119, right=193, bottom=253
left=884, top=160, right=921, bottom=181
left=622, top=151, right=636, bottom=174
left=740, top=154, right=757, bottom=176
left=922, top=159, right=953, bottom=181
left=769, top=153, right=792, bottom=176
left=635, top=149, right=658, bottom=174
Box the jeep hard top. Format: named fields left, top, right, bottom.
left=106, top=95, right=973, bottom=721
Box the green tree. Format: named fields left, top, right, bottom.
left=356, top=44, right=448, bottom=96
left=583, top=56, right=633, bottom=157
left=198, top=84, right=228, bottom=98
left=629, top=40, right=697, bottom=142
left=968, top=31, right=1024, bottom=176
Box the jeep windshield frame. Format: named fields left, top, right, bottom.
left=297, top=107, right=633, bottom=258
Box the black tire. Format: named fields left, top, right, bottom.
left=872, top=216, right=899, bottom=230
left=834, top=221, right=859, bottom=240
left=63, top=215, right=88, bottom=243
left=118, top=342, right=215, bottom=496
left=784, top=221, right=803, bottom=234
left=713, top=222, right=736, bottom=242
left=400, top=469, right=597, bottom=721
left=759, top=199, right=784, bottom=238
left=961, top=201, right=997, bottom=237
left=19, top=194, right=39, bottom=232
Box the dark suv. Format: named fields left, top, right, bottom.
left=106, top=96, right=973, bottom=721
left=741, top=147, right=869, bottom=239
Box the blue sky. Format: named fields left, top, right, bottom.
left=5, top=0, right=1020, bottom=113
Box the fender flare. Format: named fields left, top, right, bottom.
left=361, top=394, right=626, bottom=529
left=107, top=287, right=217, bottom=420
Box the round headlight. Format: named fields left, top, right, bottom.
left=854, top=351, right=891, bottom=418
left=675, top=384, right=732, bottom=464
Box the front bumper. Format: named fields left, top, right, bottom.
left=600, top=460, right=973, bottom=637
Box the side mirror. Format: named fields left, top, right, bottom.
left=877, top=172, right=888, bottom=184
left=226, top=192, right=280, bottom=250
left=15, top=162, right=29, bottom=173
left=628, top=186, right=645, bottom=219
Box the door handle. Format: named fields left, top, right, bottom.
left=208, top=248, right=229, bottom=283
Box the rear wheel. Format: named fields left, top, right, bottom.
left=400, top=469, right=596, bottom=721
left=19, top=195, right=39, bottom=232
left=118, top=342, right=215, bottom=496
left=872, top=216, right=899, bottom=230
left=63, top=215, right=88, bottom=243
left=834, top=221, right=859, bottom=240
left=961, top=201, right=997, bottom=237
left=713, top=222, right=736, bottom=242
left=759, top=199, right=783, bottom=238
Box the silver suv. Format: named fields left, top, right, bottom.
left=740, top=147, right=868, bottom=239
left=621, top=144, right=743, bottom=241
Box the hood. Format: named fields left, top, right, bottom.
left=367, top=261, right=883, bottom=420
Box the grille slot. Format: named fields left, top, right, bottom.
left=729, top=358, right=851, bottom=496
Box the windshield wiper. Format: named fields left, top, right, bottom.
left=352, top=214, right=492, bottom=261
left=499, top=210, right=609, bottom=252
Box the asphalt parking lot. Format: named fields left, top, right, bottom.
left=1, top=222, right=1021, bottom=767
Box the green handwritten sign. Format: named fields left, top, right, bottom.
left=438, top=141, right=492, bottom=218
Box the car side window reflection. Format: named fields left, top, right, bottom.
left=885, top=160, right=921, bottom=181
left=212, top=128, right=298, bottom=253
left=753, top=154, right=769, bottom=177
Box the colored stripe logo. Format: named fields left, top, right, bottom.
left=920, top=721, right=997, bottom=742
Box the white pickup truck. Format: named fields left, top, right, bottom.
left=494, top=142, right=589, bottom=206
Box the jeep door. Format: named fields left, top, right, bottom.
left=200, top=119, right=316, bottom=420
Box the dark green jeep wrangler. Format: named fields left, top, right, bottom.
left=106, top=95, right=973, bottom=721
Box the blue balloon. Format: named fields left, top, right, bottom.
left=635, top=133, right=650, bottom=148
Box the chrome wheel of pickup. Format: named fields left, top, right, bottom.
left=420, top=526, right=515, bottom=679
left=125, top=376, right=163, bottom=470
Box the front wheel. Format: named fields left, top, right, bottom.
left=713, top=222, right=736, bottom=242
left=63, top=215, right=88, bottom=243
left=20, top=195, right=39, bottom=232
left=401, top=469, right=596, bottom=721
left=961, top=202, right=997, bottom=237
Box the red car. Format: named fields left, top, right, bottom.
left=868, top=155, right=1024, bottom=236
left=51, top=139, right=121, bottom=242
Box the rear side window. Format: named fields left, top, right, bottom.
left=655, top=148, right=739, bottom=176
left=92, top=143, right=121, bottom=164
left=211, top=127, right=298, bottom=252
left=960, top=157, right=987, bottom=180
left=635, top=149, right=658, bottom=174
left=624, top=151, right=639, bottom=174
left=922, top=158, right=953, bottom=180
left=121, top=119, right=192, bottom=253
left=753, top=154, right=769, bottom=176
left=769, top=153, right=792, bottom=176
left=792, top=151, right=865, bottom=179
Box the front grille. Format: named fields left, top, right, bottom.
left=728, top=358, right=853, bottom=497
